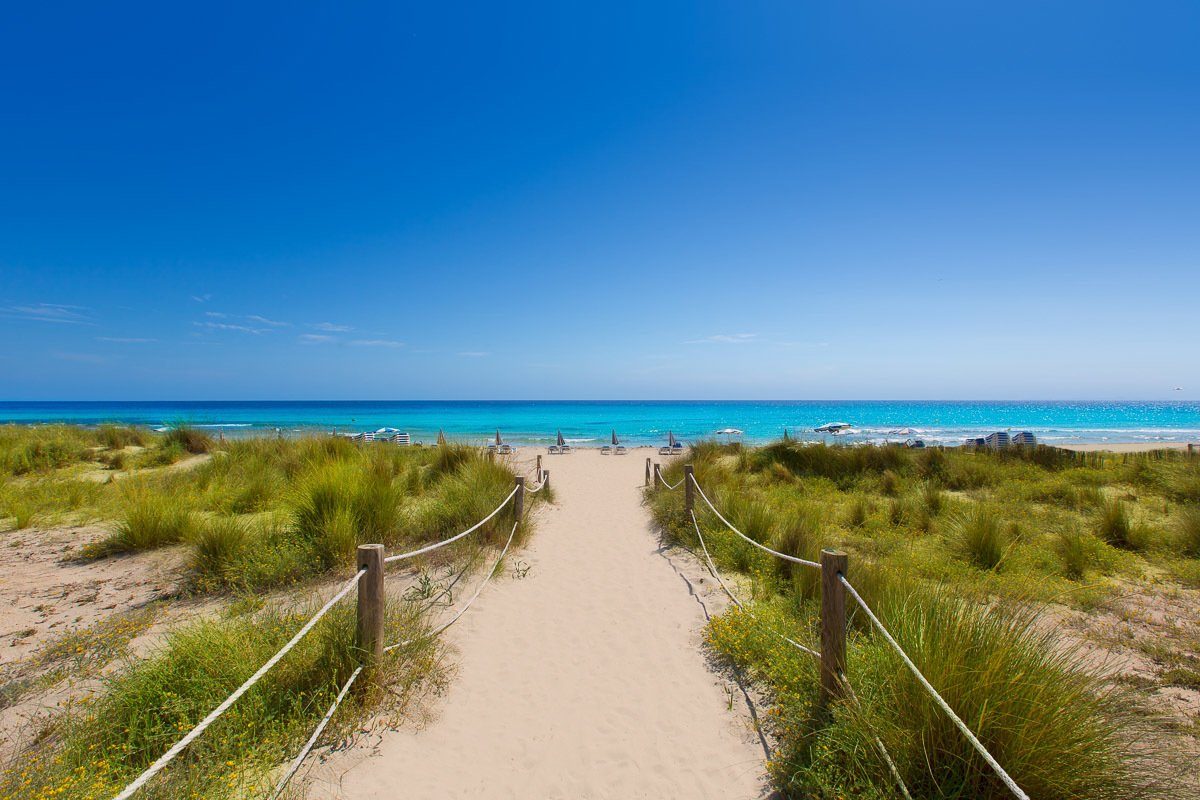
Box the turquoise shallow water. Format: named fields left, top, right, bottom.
left=1, top=401, right=1197, bottom=447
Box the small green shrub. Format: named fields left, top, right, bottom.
left=879, top=469, right=901, bottom=496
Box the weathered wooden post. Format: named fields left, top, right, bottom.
left=819, top=549, right=848, bottom=706
left=514, top=476, right=526, bottom=520
left=1189, top=443, right=1196, bottom=458
left=653, top=462, right=662, bottom=489
left=536, top=454, right=543, bottom=481
left=683, top=464, right=695, bottom=513
left=356, top=544, right=385, bottom=668
left=645, top=457, right=652, bottom=486
left=541, top=469, right=550, bottom=489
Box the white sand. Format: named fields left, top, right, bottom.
left=309, top=447, right=768, bottom=799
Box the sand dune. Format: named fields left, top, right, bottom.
left=308, top=448, right=768, bottom=799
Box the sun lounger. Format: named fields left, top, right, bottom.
left=497, top=444, right=513, bottom=455
left=615, top=445, right=627, bottom=455
left=658, top=446, right=672, bottom=455
left=561, top=444, right=572, bottom=453
left=548, top=445, right=561, bottom=454
left=391, top=433, right=410, bottom=446
left=600, top=445, right=612, bottom=454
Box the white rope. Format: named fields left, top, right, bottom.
left=110, top=570, right=366, bottom=800
left=526, top=480, right=546, bottom=494
left=267, top=665, right=365, bottom=800
left=690, top=510, right=820, bottom=661
left=839, top=576, right=1029, bottom=800
left=658, top=475, right=683, bottom=490
left=689, top=474, right=820, bottom=569
left=383, top=486, right=518, bottom=565
left=385, top=519, right=519, bottom=653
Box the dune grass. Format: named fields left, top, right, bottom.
left=0, top=601, right=443, bottom=800
left=1, top=429, right=543, bottom=799
left=649, top=441, right=1197, bottom=799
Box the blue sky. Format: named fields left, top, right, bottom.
left=1, top=2, right=1197, bottom=400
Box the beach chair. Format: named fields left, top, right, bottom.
left=361, top=432, right=375, bottom=443
left=561, top=443, right=573, bottom=453
left=615, top=445, right=627, bottom=455
left=1011, top=431, right=1036, bottom=446
left=658, top=445, right=672, bottom=455
left=984, top=431, right=1011, bottom=449
left=498, top=444, right=513, bottom=455
left=600, top=445, right=612, bottom=455
left=548, top=444, right=561, bottom=455
left=670, top=442, right=684, bottom=455
left=391, top=433, right=410, bottom=446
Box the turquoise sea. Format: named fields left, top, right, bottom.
left=1, top=401, right=1197, bottom=447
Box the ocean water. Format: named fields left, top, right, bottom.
left=1, top=401, right=1198, bottom=447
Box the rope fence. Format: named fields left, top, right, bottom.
left=112, top=473, right=531, bottom=800
left=683, top=467, right=1029, bottom=800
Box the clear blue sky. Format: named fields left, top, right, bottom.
left=2, top=2, right=1197, bottom=400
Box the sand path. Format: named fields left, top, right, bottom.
left=314, top=448, right=767, bottom=799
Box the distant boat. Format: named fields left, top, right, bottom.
left=814, top=422, right=852, bottom=433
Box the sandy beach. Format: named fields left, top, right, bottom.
left=306, top=447, right=768, bottom=799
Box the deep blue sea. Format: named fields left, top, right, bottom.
left=1, top=401, right=1197, bottom=447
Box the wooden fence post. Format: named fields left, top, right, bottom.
left=1189, top=443, right=1195, bottom=458
left=356, top=544, right=385, bottom=668
left=684, top=464, right=695, bottom=512
left=541, top=470, right=549, bottom=489
left=819, top=549, right=848, bottom=706
left=514, top=476, right=526, bottom=520
left=645, top=457, right=651, bottom=486
left=536, top=454, right=543, bottom=481
left=653, top=462, right=661, bottom=489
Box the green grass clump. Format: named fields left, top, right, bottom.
left=708, top=586, right=1171, bottom=800
left=1175, top=505, right=1200, bottom=557
left=88, top=486, right=195, bottom=556
left=947, top=506, right=1009, bottom=570
left=98, top=424, right=150, bottom=450
left=2, top=602, right=441, bottom=800
left=1096, top=498, right=1135, bottom=549
left=0, top=425, right=93, bottom=475
left=161, top=425, right=213, bottom=454
left=1055, top=525, right=1099, bottom=579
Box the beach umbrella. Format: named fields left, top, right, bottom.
left=437, top=429, right=447, bottom=446
left=611, top=429, right=620, bottom=446
left=556, top=430, right=565, bottom=447
left=782, top=427, right=790, bottom=441
left=495, top=429, right=502, bottom=445
left=668, top=431, right=676, bottom=447
left=715, top=428, right=744, bottom=440
left=375, top=427, right=400, bottom=435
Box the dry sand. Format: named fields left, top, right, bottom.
left=308, top=447, right=768, bottom=799
left=1058, top=442, right=1196, bottom=453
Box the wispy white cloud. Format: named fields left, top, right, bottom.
left=204, top=311, right=228, bottom=318
left=191, top=294, right=212, bottom=303
left=96, top=336, right=157, bottom=343
left=684, top=332, right=758, bottom=345
left=299, top=334, right=334, bottom=344
left=350, top=339, right=404, bottom=348
left=311, top=322, right=352, bottom=332
left=194, top=321, right=268, bottom=334
left=458, top=351, right=489, bottom=358
left=1, top=303, right=92, bottom=325
left=245, top=314, right=289, bottom=327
